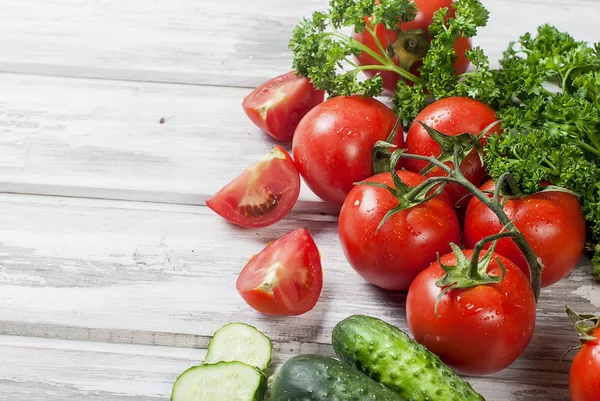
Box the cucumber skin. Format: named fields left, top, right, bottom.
left=270, top=354, right=403, bottom=401
left=170, top=361, right=267, bottom=401
left=332, top=315, right=485, bottom=401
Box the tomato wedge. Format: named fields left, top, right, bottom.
left=242, top=71, right=325, bottom=141
left=236, top=228, right=323, bottom=316
left=206, top=146, right=300, bottom=228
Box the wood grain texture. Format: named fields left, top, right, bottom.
left=1, top=0, right=599, bottom=88
left=0, top=193, right=598, bottom=400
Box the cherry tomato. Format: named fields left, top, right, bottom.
left=206, top=146, right=300, bottom=228
left=338, top=170, right=460, bottom=290
left=570, top=324, right=600, bottom=400
left=407, top=250, right=536, bottom=375
left=236, top=228, right=323, bottom=316
left=463, top=180, right=587, bottom=287
left=242, top=71, right=325, bottom=141
left=404, top=97, right=501, bottom=208
left=352, top=0, right=472, bottom=93
left=292, top=95, right=403, bottom=205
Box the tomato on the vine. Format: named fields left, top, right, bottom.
left=338, top=170, right=460, bottom=291
left=292, top=95, right=403, bottom=205
left=242, top=71, right=325, bottom=141
left=464, top=180, right=586, bottom=287
left=206, top=146, right=300, bottom=228
left=404, top=97, right=502, bottom=208
left=407, top=249, right=536, bottom=375
left=236, top=228, right=323, bottom=316
left=353, top=0, right=472, bottom=93
left=568, top=309, right=600, bottom=401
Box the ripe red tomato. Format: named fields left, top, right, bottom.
left=206, top=146, right=300, bottom=228
left=404, top=97, right=501, bottom=208
left=236, top=228, right=323, bottom=316
left=407, top=250, right=536, bottom=375
left=292, top=95, right=403, bottom=205
left=338, top=170, right=460, bottom=290
left=463, top=180, right=587, bottom=287
left=242, top=71, right=325, bottom=141
left=352, top=0, right=472, bottom=93
left=570, top=326, right=600, bottom=400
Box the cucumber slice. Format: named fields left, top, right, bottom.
left=204, top=323, right=272, bottom=370
left=171, top=361, right=267, bottom=401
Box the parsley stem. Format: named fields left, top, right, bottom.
left=578, top=139, right=600, bottom=157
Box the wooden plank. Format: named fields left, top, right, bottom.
left=0, top=0, right=598, bottom=87
left=0, top=73, right=335, bottom=210
left=0, top=335, right=576, bottom=401
left=0, top=194, right=597, bottom=400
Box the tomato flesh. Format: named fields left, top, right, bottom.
left=464, top=180, right=587, bottom=287
left=292, top=95, right=403, bottom=205
left=353, top=0, right=472, bottom=93
left=407, top=250, right=536, bottom=375
left=338, top=170, right=460, bottom=290
left=236, top=228, right=323, bottom=316
left=404, top=97, right=502, bottom=208
left=206, top=146, right=300, bottom=228
left=570, top=328, right=600, bottom=401
left=242, top=71, right=325, bottom=141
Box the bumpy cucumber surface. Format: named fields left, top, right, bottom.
left=270, top=354, right=403, bottom=401
left=332, top=315, right=485, bottom=401
left=204, top=322, right=272, bottom=370
left=171, top=361, right=267, bottom=401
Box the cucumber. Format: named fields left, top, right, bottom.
left=171, top=361, right=267, bottom=401
left=270, top=354, right=403, bottom=401
left=332, top=315, right=485, bottom=401
left=204, top=323, right=272, bottom=370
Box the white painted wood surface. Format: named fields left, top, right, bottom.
left=1, top=0, right=600, bottom=400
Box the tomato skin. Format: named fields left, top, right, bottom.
left=404, top=97, right=501, bottom=208
left=292, top=95, right=403, bottom=205
left=407, top=250, right=536, bottom=375
left=352, top=0, right=472, bottom=93
left=206, top=146, right=300, bottom=228
left=242, top=71, right=325, bottom=141
left=236, top=228, right=323, bottom=316
left=570, top=328, right=600, bottom=401
left=463, top=180, right=586, bottom=287
left=338, top=170, right=460, bottom=290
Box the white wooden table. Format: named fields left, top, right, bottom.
left=1, top=1, right=599, bottom=400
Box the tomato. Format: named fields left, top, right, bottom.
left=206, top=146, right=300, bottom=228
left=352, top=0, right=472, bottom=93
left=404, top=97, right=502, bottom=208
left=338, top=170, right=460, bottom=290
left=570, top=324, right=600, bottom=400
left=236, top=228, right=323, bottom=316
left=407, top=249, right=536, bottom=375
left=242, top=71, right=325, bottom=141
left=463, top=179, right=587, bottom=287
left=292, top=95, right=403, bottom=205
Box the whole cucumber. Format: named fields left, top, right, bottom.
left=332, top=315, right=485, bottom=401
left=270, top=354, right=403, bottom=401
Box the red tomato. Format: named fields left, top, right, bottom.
left=352, top=0, right=472, bottom=93
left=463, top=180, right=587, bottom=287
left=404, top=97, right=501, bottom=208
left=338, top=170, right=460, bottom=290
left=292, top=95, right=403, bottom=205
left=236, top=228, right=323, bottom=316
left=407, top=250, right=536, bottom=375
left=570, top=326, right=600, bottom=400
left=206, top=146, right=300, bottom=228
left=242, top=71, right=325, bottom=141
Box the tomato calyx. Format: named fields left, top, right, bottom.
left=566, top=305, right=600, bottom=344
left=372, top=117, right=402, bottom=175
left=390, top=30, right=430, bottom=71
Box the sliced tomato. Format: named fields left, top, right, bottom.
left=236, top=228, right=323, bottom=316
left=206, top=146, right=300, bottom=228
left=242, top=71, right=325, bottom=141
